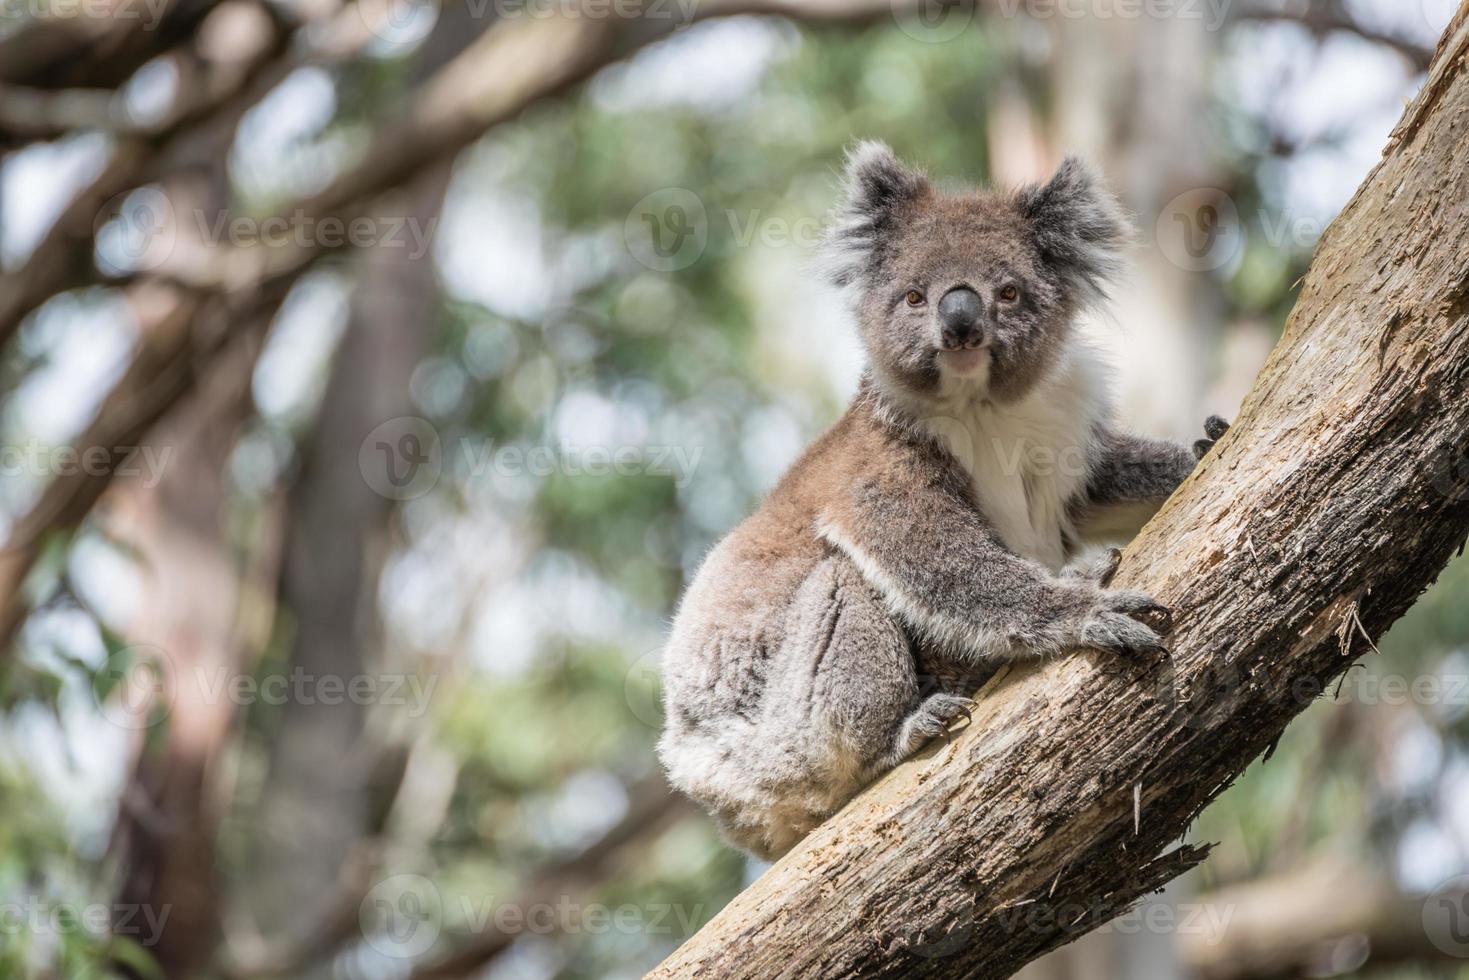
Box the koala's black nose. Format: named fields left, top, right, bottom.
left=937, top=287, right=985, bottom=350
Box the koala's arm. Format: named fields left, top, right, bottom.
left=817, top=449, right=1170, bottom=662
left=1074, top=417, right=1229, bottom=543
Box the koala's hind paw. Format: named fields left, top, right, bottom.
left=1193, top=415, right=1232, bottom=460
left=915, top=693, right=976, bottom=734
left=891, top=694, right=976, bottom=761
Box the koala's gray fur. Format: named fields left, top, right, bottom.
left=657, top=143, right=1228, bottom=860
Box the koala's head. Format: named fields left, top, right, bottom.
left=821, top=142, right=1130, bottom=405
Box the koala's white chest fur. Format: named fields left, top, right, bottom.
left=926, top=348, right=1105, bottom=572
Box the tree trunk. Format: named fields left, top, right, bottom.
left=649, top=6, right=1469, bottom=978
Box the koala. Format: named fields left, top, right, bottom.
left=657, top=143, right=1229, bottom=860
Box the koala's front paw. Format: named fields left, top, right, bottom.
left=1080, top=589, right=1174, bottom=657
left=1192, top=415, right=1231, bottom=460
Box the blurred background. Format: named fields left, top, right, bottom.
left=0, top=0, right=1466, bottom=976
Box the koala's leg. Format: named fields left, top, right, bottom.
left=1074, top=418, right=1230, bottom=542
left=744, top=555, right=970, bottom=855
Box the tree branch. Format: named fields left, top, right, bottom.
left=650, top=6, right=1469, bottom=977
left=1232, top=2, right=1434, bottom=71
left=0, top=1, right=292, bottom=347
left=0, top=0, right=933, bottom=651
left=410, top=781, right=694, bottom=980
left=0, top=0, right=216, bottom=92
left=1180, top=857, right=1469, bottom=980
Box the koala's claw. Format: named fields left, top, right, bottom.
left=1082, top=611, right=1168, bottom=658
left=1194, top=415, right=1232, bottom=460
left=1100, top=590, right=1175, bottom=635
left=913, top=694, right=976, bottom=735
left=890, top=694, right=977, bottom=761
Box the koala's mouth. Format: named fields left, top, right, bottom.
left=937, top=346, right=990, bottom=377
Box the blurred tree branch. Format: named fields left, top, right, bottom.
left=107, top=327, right=268, bottom=979
left=1180, top=857, right=1469, bottom=980
left=0, top=0, right=307, bottom=346
left=1232, top=1, right=1434, bottom=70
left=0, top=0, right=949, bottom=648
left=650, top=6, right=1469, bottom=976
left=0, top=0, right=217, bottom=93
left=410, top=779, right=695, bottom=980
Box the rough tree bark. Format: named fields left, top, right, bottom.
left=649, top=6, right=1469, bottom=978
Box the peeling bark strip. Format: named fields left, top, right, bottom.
left=650, top=7, right=1469, bottom=978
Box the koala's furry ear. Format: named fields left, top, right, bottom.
left=1017, top=156, right=1132, bottom=308
left=821, top=141, right=929, bottom=289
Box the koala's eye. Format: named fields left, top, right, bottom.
left=999, top=285, right=1021, bottom=304
left=904, top=290, right=926, bottom=307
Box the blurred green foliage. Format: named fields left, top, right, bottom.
left=1, top=8, right=1463, bottom=980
